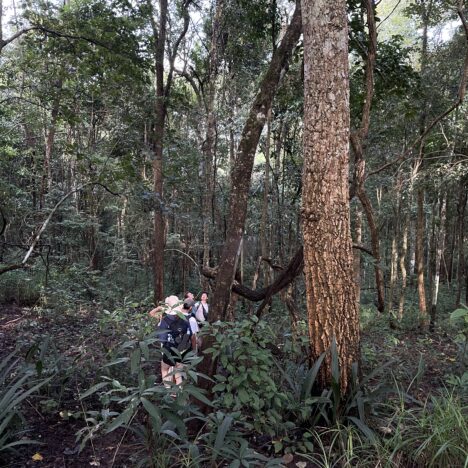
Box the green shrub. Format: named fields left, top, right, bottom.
left=0, top=269, right=42, bottom=305
left=193, top=411, right=282, bottom=467
left=0, top=351, right=51, bottom=457
left=206, top=316, right=289, bottom=436
left=78, top=330, right=210, bottom=466
left=450, top=306, right=468, bottom=366
left=381, top=390, right=468, bottom=467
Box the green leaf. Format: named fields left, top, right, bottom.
left=212, top=383, right=226, bottom=392
left=139, top=341, right=150, bottom=360
left=348, top=416, right=376, bottom=443
left=80, top=382, right=109, bottom=400
left=303, top=440, right=314, bottom=452
left=238, top=388, right=249, bottom=404
left=161, top=409, right=186, bottom=437
left=214, top=415, right=233, bottom=452
left=273, top=440, right=283, bottom=453
left=451, top=308, right=468, bottom=320
left=301, top=352, right=326, bottom=400
left=130, top=348, right=141, bottom=375
left=103, top=357, right=129, bottom=368
left=105, top=406, right=134, bottom=433
left=140, top=397, right=161, bottom=426
left=186, top=386, right=213, bottom=406
left=161, top=429, right=181, bottom=440
left=224, top=393, right=234, bottom=407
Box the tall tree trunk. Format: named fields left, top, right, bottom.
left=398, top=207, right=409, bottom=320
left=280, top=284, right=300, bottom=340
left=416, top=186, right=428, bottom=326
left=350, top=0, right=384, bottom=313
left=456, top=179, right=467, bottom=306
left=40, top=93, right=61, bottom=209
left=428, top=199, right=438, bottom=312
left=301, top=0, right=359, bottom=392
left=353, top=205, right=363, bottom=311
left=149, top=0, right=191, bottom=303
left=23, top=124, right=38, bottom=211
left=209, top=1, right=302, bottom=320
left=447, top=214, right=457, bottom=286
left=261, top=109, right=272, bottom=289
left=430, top=193, right=447, bottom=328
left=388, top=225, right=399, bottom=314
left=356, top=187, right=385, bottom=313
left=388, top=179, right=402, bottom=315
left=152, top=0, right=168, bottom=304
left=202, top=0, right=224, bottom=273
left=414, top=1, right=432, bottom=328
left=196, top=5, right=303, bottom=403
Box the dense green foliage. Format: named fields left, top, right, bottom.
left=1, top=0, right=467, bottom=465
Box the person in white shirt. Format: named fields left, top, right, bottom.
left=193, top=292, right=209, bottom=323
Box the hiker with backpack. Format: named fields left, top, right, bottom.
left=157, top=296, right=199, bottom=388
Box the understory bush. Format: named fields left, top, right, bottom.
left=378, top=390, right=468, bottom=467
left=0, top=268, right=42, bottom=305
left=76, top=310, right=468, bottom=466
left=206, top=317, right=289, bottom=436
left=78, top=322, right=280, bottom=467
left=0, top=351, right=51, bottom=458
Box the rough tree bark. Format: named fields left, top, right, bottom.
left=301, top=0, right=359, bottom=392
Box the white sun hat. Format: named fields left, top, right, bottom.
left=164, top=295, right=183, bottom=314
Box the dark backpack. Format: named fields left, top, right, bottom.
left=158, top=315, right=192, bottom=352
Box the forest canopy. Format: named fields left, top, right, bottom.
left=0, top=0, right=467, bottom=466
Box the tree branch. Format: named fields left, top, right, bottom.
left=0, top=264, right=23, bottom=275
left=1, top=23, right=133, bottom=58
left=165, top=0, right=193, bottom=99
left=0, top=27, right=36, bottom=52
left=203, top=242, right=375, bottom=303
left=174, top=67, right=202, bottom=104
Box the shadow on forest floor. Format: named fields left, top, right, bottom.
left=0, top=304, right=132, bottom=468
left=0, top=303, right=462, bottom=467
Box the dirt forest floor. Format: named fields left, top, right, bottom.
left=1, top=304, right=133, bottom=468
left=0, top=303, right=461, bottom=468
